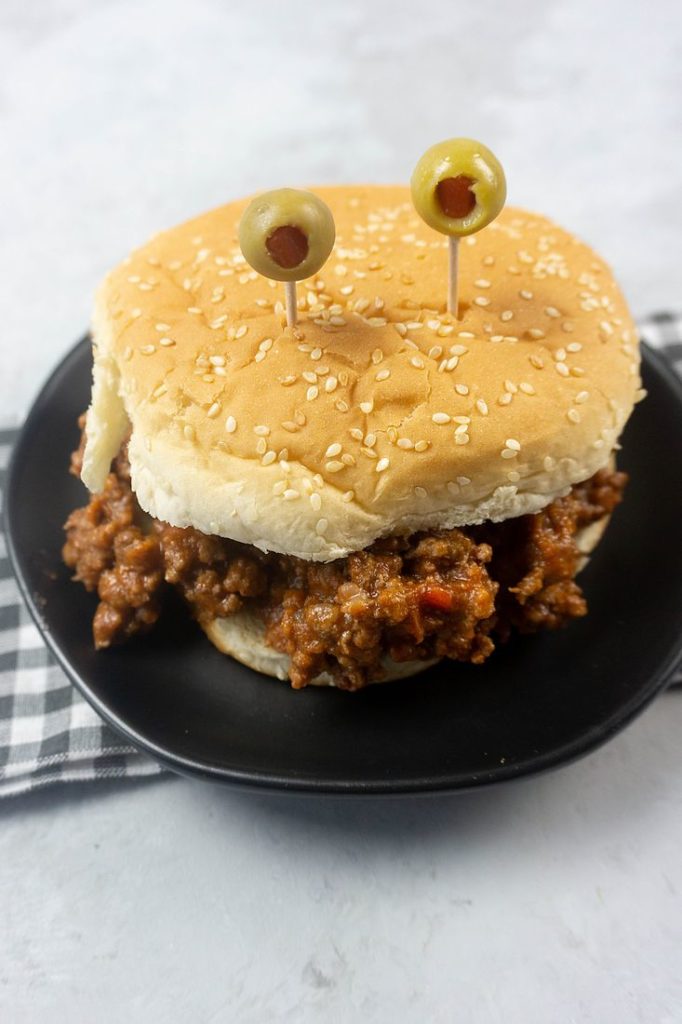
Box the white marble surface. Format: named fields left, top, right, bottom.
left=1, top=1, right=681, bottom=1021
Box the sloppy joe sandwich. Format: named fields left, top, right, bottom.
left=63, top=183, right=641, bottom=690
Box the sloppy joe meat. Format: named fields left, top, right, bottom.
left=62, top=427, right=626, bottom=689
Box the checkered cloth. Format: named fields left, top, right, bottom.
left=1, top=316, right=681, bottom=797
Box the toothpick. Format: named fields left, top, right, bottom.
left=448, top=236, right=460, bottom=318
left=284, top=281, right=297, bottom=328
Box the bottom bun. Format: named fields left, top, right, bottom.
left=202, top=614, right=438, bottom=688
left=202, top=515, right=611, bottom=688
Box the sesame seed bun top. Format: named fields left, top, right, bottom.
left=82, top=185, right=641, bottom=561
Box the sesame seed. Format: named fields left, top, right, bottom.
left=325, top=443, right=342, bottom=458
left=359, top=401, right=374, bottom=414
left=570, top=367, right=585, bottom=377
left=281, top=421, right=298, bottom=433
left=411, top=356, right=425, bottom=369
left=283, top=489, right=300, bottom=501
left=498, top=393, right=513, bottom=406
left=310, top=492, right=322, bottom=512
left=340, top=285, right=354, bottom=295
left=330, top=316, right=346, bottom=327
left=414, top=440, right=429, bottom=452
left=455, top=433, right=470, bottom=446
left=519, top=290, right=533, bottom=300
left=476, top=399, right=489, bottom=415
left=311, top=348, right=323, bottom=360
left=475, top=278, right=491, bottom=288
left=376, top=458, right=390, bottom=472
left=406, top=321, right=423, bottom=330
left=529, top=354, right=545, bottom=369
left=505, top=438, right=521, bottom=451
left=438, top=325, right=455, bottom=337
left=256, top=438, right=267, bottom=455
left=561, top=322, right=575, bottom=333
left=592, top=439, right=605, bottom=450
left=500, top=310, right=514, bottom=322
left=364, top=433, right=377, bottom=447
left=432, top=413, right=451, bottom=425
left=262, top=451, right=276, bottom=466
left=454, top=423, right=469, bottom=436
left=428, top=345, right=443, bottom=359
left=183, top=425, right=195, bottom=441
left=554, top=348, right=567, bottom=361
left=260, top=338, right=273, bottom=352
left=446, top=356, right=459, bottom=371
left=394, top=323, right=407, bottom=337
left=397, top=438, right=413, bottom=450
left=140, top=344, right=156, bottom=355
left=123, top=346, right=133, bottom=361
left=236, top=325, right=248, bottom=339
left=316, top=518, right=329, bottom=536
left=566, top=342, right=582, bottom=353
left=303, top=371, right=318, bottom=384
left=575, top=390, right=589, bottom=404
left=254, top=352, right=266, bottom=363
left=152, top=385, right=167, bottom=399
left=207, top=402, right=221, bottom=419
left=454, top=384, right=469, bottom=396
left=326, top=461, right=344, bottom=473
left=507, top=470, right=521, bottom=483
left=555, top=362, right=569, bottom=377
left=225, top=416, right=236, bottom=434
left=474, top=297, right=491, bottom=307
left=254, top=425, right=270, bottom=436
left=209, top=355, right=226, bottom=366
left=307, top=386, right=319, bottom=401
left=482, top=255, right=495, bottom=266
left=342, top=491, right=355, bottom=503
left=155, top=322, right=171, bottom=332
left=501, top=448, right=518, bottom=459
left=450, top=344, right=468, bottom=356
left=543, top=456, right=556, bottom=471
left=127, top=275, right=141, bottom=284
left=457, top=476, right=471, bottom=487
left=504, top=380, right=518, bottom=394
left=336, top=400, right=350, bottom=413
left=187, top=306, right=201, bottom=314
left=567, top=408, right=581, bottom=424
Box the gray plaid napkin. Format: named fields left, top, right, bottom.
left=1, top=316, right=681, bottom=797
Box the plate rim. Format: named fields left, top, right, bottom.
left=5, top=337, right=682, bottom=795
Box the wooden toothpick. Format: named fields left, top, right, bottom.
left=448, top=236, right=460, bottom=318
left=284, top=281, right=297, bottom=328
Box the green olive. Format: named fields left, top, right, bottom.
left=410, top=138, right=506, bottom=237
left=238, top=188, right=336, bottom=282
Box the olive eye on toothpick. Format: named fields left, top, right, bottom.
left=410, top=138, right=507, bottom=318
left=238, top=188, right=336, bottom=328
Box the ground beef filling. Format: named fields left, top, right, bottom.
left=63, top=430, right=627, bottom=689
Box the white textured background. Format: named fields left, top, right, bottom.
left=1, top=1, right=681, bottom=1021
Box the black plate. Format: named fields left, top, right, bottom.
left=5, top=338, right=682, bottom=794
